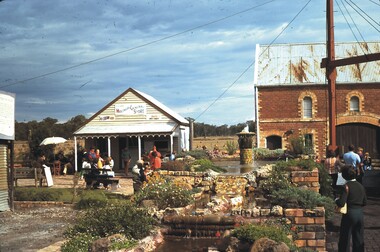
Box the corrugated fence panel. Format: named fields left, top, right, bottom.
left=0, top=144, right=10, bottom=211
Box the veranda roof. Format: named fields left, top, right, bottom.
left=74, top=122, right=178, bottom=138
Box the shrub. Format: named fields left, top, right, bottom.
left=191, top=158, right=227, bottom=173
left=232, top=223, right=293, bottom=248
left=14, top=187, right=63, bottom=201
left=270, top=186, right=335, bottom=219
left=109, top=235, right=138, bottom=250
left=275, top=159, right=316, bottom=171
left=226, top=140, right=238, bottom=155
left=161, top=160, right=186, bottom=171
left=289, top=136, right=314, bottom=156
left=258, top=165, right=292, bottom=195
left=64, top=201, right=155, bottom=240
left=61, top=233, right=98, bottom=252
left=316, top=163, right=333, bottom=198
left=75, top=190, right=108, bottom=209
left=133, top=174, right=193, bottom=210
left=253, top=148, right=284, bottom=160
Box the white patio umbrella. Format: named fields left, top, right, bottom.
left=40, top=136, right=67, bottom=146
left=40, top=137, right=68, bottom=162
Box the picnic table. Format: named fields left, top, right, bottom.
left=82, top=168, right=119, bottom=189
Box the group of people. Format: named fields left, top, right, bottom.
left=82, top=146, right=114, bottom=174
left=324, top=144, right=369, bottom=252
left=130, top=146, right=177, bottom=185
left=34, top=152, right=73, bottom=176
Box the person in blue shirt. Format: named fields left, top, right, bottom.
left=343, top=144, right=362, bottom=183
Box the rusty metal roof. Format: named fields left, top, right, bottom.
left=254, top=42, right=380, bottom=86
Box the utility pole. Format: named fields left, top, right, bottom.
left=321, top=0, right=380, bottom=151
left=326, top=0, right=337, bottom=150
left=186, top=117, right=195, bottom=151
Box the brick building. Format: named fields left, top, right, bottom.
left=254, top=42, right=380, bottom=159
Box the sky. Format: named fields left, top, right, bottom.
left=0, top=0, right=379, bottom=126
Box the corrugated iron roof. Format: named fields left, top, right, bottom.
left=254, top=42, right=380, bottom=86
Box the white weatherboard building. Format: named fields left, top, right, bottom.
left=0, top=90, right=15, bottom=211
left=74, top=87, right=189, bottom=170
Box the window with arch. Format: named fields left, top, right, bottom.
left=303, top=97, right=312, bottom=118
left=350, top=96, right=359, bottom=112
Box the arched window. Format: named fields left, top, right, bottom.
left=303, top=97, right=312, bottom=118
left=350, top=96, right=359, bottom=112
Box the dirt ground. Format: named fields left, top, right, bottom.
left=0, top=175, right=134, bottom=252
left=0, top=205, right=79, bottom=252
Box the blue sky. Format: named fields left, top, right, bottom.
left=0, top=0, right=379, bottom=125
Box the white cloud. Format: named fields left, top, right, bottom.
left=0, top=0, right=378, bottom=125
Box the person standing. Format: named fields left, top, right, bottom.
left=150, top=151, right=162, bottom=170
left=343, top=144, right=362, bottom=183
left=148, top=146, right=161, bottom=170
left=363, top=152, right=372, bottom=171
left=336, top=165, right=367, bottom=252
left=121, top=147, right=131, bottom=176
left=356, top=147, right=365, bottom=183
left=324, top=149, right=339, bottom=196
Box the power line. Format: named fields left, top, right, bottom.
left=195, top=0, right=312, bottom=121
left=345, top=0, right=380, bottom=33
left=369, top=0, right=380, bottom=7
left=337, top=0, right=370, bottom=55
left=347, top=0, right=380, bottom=27
left=0, top=1, right=274, bottom=89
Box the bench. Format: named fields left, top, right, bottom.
left=14, top=167, right=46, bottom=187
left=83, top=173, right=119, bottom=189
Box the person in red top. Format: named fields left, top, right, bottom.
left=148, top=146, right=161, bottom=170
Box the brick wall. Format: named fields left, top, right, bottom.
left=257, top=83, right=380, bottom=158
left=285, top=207, right=326, bottom=251
left=291, top=168, right=320, bottom=192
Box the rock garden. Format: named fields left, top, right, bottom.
left=6, top=148, right=335, bottom=252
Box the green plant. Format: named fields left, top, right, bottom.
left=258, top=165, right=292, bottom=195
left=316, top=163, right=333, bottom=197
left=75, top=190, right=108, bottom=209
left=226, top=140, right=238, bottom=155
left=133, top=174, right=193, bottom=209
left=253, top=148, right=284, bottom=160
left=61, top=233, right=98, bottom=252
left=161, top=160, right=186, bottom=171
left=64, top=201, right=155, bottom=240
left=232, top=223, right=294, bottom=248
left=14, top=187, right=63, bottom=201
left=270, top=186, right=335, bottom=219
left=109, top=235, right=138, bottom=250
left=275, top=159, right=316, bottom=171
left=191, top=158, right=227, bottom=173
left=289, top=137, right=305, bottom=156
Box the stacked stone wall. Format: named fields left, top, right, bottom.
left=159, top=168, right=325, bottom=251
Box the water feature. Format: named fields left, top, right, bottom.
left=212, top=160, right=275, bottom=174
left=155, top=159, right=276, bottom=251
